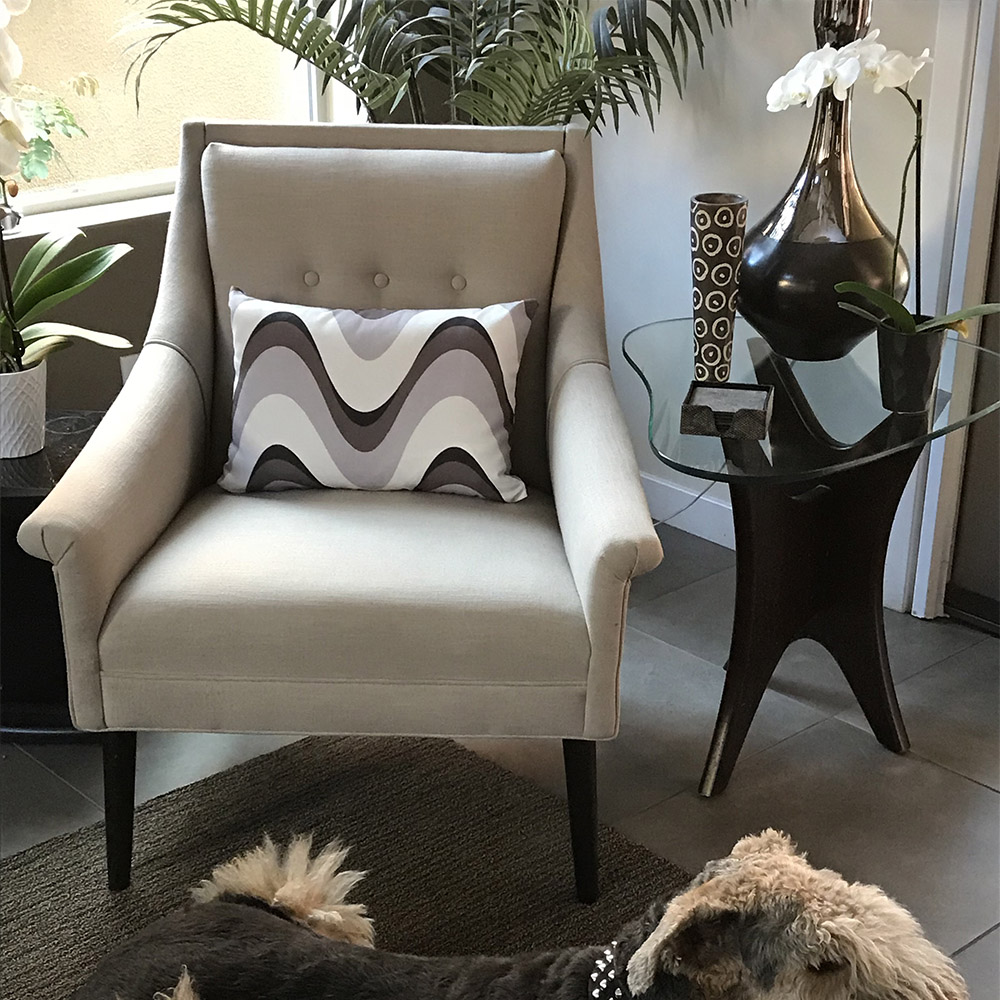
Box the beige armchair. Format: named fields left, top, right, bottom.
left=18, top=122, right=661, bottom=902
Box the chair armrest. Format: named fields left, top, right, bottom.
left=17, top=343, right=207, bottom=729
left=548, top=361, right=662, bottom=738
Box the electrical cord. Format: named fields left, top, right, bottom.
left=652, top=479, right=716, bottom=527
left=651, top=458, right=729, bottom=527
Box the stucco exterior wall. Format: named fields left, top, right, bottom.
left=12, top=0, right=308, bottom=191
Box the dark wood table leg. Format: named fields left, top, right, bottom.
left=699, top=444, right=922, bottom=796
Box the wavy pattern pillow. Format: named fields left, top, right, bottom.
left=218, top=289, right=534, bottom=502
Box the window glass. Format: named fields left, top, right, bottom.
left=9, top=0, right=310, bottom=195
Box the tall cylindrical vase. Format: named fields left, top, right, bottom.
left=738, top=0, right=908, bottom=361
left=691, top=193, right=748, bottom=382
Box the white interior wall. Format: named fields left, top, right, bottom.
left=593, top=0, right=982, bottom=593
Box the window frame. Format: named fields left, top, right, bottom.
left=17, top=60, right=326, bottom=217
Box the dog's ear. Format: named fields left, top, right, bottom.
left=790, top=886, right=970, bottom=1000
left=613, top=900, right=668, bottom=979
left=627, top=902, right=739, bottom=995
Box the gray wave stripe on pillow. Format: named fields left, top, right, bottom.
left=227, top=350, right=513, bottom=490
left=244, top=443, right=508, bottom=502
left=417, top=451, right=505, bottom=501
left=230, top=289, right=532, bottom=366
left=332, top=307, right=425, bottom=361
left=232, top=315, right=515, bottom=447
left=331, top=304, right=530, bottom=363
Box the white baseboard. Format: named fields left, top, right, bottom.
left=641, top=472, right=735, bottom=550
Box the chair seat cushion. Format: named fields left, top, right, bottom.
left=97, top=488, right=592, bottom=736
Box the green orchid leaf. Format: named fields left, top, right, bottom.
left=835, top=281, right=916, bottom=334
left=20, top=322, right=133, bottom=350
left=11, top=229, right=84, bottom=301
left=914, top=303, right=1000, bottom=333
left=836, top=301, right=883, bottom=326
left=21, top=336, right=74, bottom=367
left=13, top=244, right=133, bottom=328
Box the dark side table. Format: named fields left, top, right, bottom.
left=1, top=410, right=104, bottom=735
left=623, top=318, right=1000, bottom=796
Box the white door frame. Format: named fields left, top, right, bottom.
left=911, top=0, right=1000, bottom=618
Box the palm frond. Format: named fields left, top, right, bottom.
left=129, top=0, right=408, bottom=114
left=453, top=5, right=655, bottom=127
left=132, top=0, right=747, bottom=129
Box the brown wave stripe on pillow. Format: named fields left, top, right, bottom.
left=219, top=289, right=536, bottom=502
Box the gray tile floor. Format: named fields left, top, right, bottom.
left=2, top=524, right=998, bottom=995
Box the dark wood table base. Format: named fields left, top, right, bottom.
left=699, top=445, right=919, bottom=795
left=698, top=345, right=930, bottom=796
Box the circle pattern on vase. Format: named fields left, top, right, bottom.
left=690, top=194, right=747, bottom=382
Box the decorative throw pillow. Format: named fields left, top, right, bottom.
left=218, top=289, right=535, bottom=502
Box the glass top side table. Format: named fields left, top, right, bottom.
left=623, top=318, right=1000, bottom=796
left=1, top=411, right=105, bottom=734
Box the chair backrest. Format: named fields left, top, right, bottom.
left=159, top=123, right=607, bottom=492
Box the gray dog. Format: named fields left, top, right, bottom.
left=71, top=829, right=968, bottom=1000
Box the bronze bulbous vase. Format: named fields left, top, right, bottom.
left=739, top=0, right=908, bottom=361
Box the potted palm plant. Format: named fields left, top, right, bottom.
left=0, top=217, right=132, bottom=457
left=129, top=0, right=746, bottom=129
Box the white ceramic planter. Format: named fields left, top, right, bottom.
left=0, top=360, right=46, bottom=458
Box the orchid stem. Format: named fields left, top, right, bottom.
left=891, top=85, right=921, bottom=299
left=0, top=177, right=23, bottom=373
left=915, top=98, right=923, bottom=317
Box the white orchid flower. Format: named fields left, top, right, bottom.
left=837, top=29, right=882, bottom=58
left=829, top=56, right=861, bottom=100
left=869, top=47, right=932, bottom=93
left=0, top=0, right=30, bottom=31
left=766, top=52, right=828, bottom=112
left=0, top=0, right=29, bottom=94
left=0, top=95, right=29, bottom=174
left=854, top=40, right=890, bottom=80
left=0, top=27, right=21, bottom=93
left=766, top=27, right=931, bottom=109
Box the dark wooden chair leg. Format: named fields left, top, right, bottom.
left=102, top=730, right=137, bottom=891
left=562, top=738, right=598, bottom=904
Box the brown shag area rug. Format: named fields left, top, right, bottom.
left=1, top=735, right=690, bottom=999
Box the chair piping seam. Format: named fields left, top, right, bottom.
left=100, top=674, right=587, bottom=688
left=546, top=358, right=610, bottom=422
left=146, top=338, right=211, bottom=429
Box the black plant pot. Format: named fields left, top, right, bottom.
left=738, top=0, right=908, bottom=362
left=877, top=323, right=945, bottom=413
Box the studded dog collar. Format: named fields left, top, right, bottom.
left=590, top=945, right=624, bottom=1000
